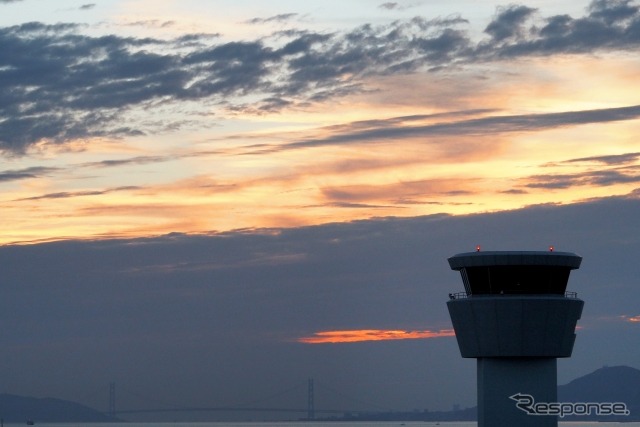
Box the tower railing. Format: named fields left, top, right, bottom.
left=448, top=291, right=578, bottom=299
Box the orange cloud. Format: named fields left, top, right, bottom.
left=615, top=315, right=640, bottom=323
left=297, top=329, right=455, bottom=344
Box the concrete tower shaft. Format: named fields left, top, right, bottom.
left=446, top=251, right=584, bottom=427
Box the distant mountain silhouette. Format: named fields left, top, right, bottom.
left=558, top=365, right=640, bottom=421
left=0, top=393, right=119, bottom=423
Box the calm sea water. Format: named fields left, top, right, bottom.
left=2, top=422, right=639, bottom=427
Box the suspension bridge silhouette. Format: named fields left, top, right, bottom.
left=106, top=378, right=386, bottom=420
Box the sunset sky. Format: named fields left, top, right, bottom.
left=3, top=0, right=640, bottom=244
left=1, top=0, right=640, bottom=421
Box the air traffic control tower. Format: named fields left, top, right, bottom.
left=447, top=250, right=584, bottom=427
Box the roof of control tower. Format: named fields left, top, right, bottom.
left=448, top=250, right=582, bottom=296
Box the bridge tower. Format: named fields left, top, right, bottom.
left=307, top=378, right=315, bottom=420
left=446, top=250, right=584, bottom=427
left=108, top=382, right=116, bottom=418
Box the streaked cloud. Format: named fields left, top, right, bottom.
left=81, top=155, right=173, bottom=169
left=320, top=178, right=478, bottom=206
left=242, top=105, right=640, bottom=153
left=563, top=152, right=640, bottom=165
left=14, top=185, right=140, bottom=201
left=297, top=329, right=456, bottom=344
left=0, top=166, right=59, bottom=182
left=524, top=166, right=640, bottom=189
left=245, top=13, right=299, bottom=25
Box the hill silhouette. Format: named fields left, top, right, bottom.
left=558, top=365, right=640, bottom=421
left=0, top=393, right=119, bottom=423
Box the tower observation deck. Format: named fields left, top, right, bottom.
left=446, top=250, right=584, bottom=427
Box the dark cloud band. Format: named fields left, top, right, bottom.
left=2, top=1, right=640, bottom=153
